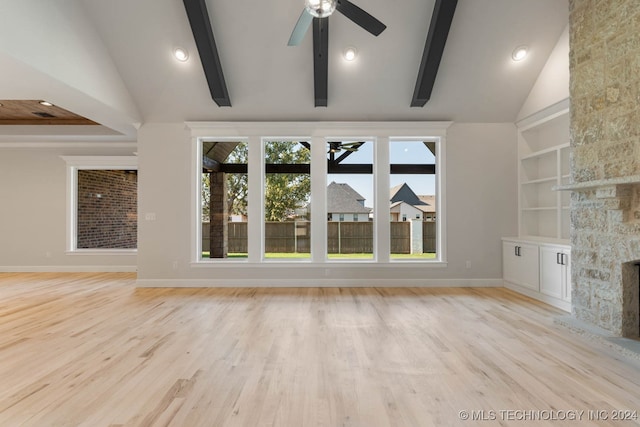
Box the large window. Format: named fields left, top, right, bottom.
left=327, top=140, right=374, bottom=260
left=200, top=141, right=248, bottom=260
left=389, top=140, right=437, bottom=260
left=191, top=123, right=446, bottom=265
left=62, top=156, right=138, bottom=253
left=263, top=140, right=311, bottom=259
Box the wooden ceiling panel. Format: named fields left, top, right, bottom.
left=0, top=100, right=98, bottom=125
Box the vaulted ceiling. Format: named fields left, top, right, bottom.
left=0, top=0, right=568, bottom=141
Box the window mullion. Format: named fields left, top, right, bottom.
left=247, top=136, right=263, bottom=262
left=310, top=136, right=327, bottom=262
left=375, top=137, right=390, bottom=262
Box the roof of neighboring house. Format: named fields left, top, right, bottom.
left=390, top=183, right=427, bottom=206
left=390, top=201, right=424, bottom=214
left=327, top=182, right=371, bottom=214
left=417, top=195, right=436, bottom=213
left=332, top=182, right=365, bottom=202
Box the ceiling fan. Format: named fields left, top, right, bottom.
left=288, top=0, right=386, bottom=46
left=328, top=141, right=363, bottom=153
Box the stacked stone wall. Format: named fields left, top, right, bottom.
left=569, top=0, right=640, bottom=336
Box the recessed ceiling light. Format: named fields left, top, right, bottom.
left=343, top=47, right=357, bottom=61
left=512, top=46, right=528, bottom=61
left=39, top=100, right=54, bottom=107
left=174, top=47, right=189, bottom=62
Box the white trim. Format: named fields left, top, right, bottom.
left=516, top=98, right=570, bottom=131
left=60, top=156, right=138, bottom=168
left=0, top=266, right=137, bottom=273
left=65, top=249, right=137, bottom=255
left=310, top=136, right=328, bottom=262
left=189, top=122, right=449, bottom=266
left=504, top=281, right=571, bottom=312
left=189, top=261, right=448, bottom=268
left=137, top=278, right=501, bottom=288
left=0, top=142, right=138, bottom=149
left=247, top=136, right=263, bottom=262
left=61, top=156, right=138, bottom=253
left=186, top=121, right=453, bottom=137
left=375, top=137, right=390, bottom=263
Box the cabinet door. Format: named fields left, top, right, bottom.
left=539, top=246, right=563, bottom=299
left=503, top=241, right=539, bottom=290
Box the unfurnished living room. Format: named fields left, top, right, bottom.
left=1, top=0, right=639, bottom=426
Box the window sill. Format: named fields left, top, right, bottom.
left=191, top=260, right=448, bottom=268
left=66, top=249, right=137, bottom=256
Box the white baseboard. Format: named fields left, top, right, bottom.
left=504, top=281, right=571, bottom=312
left=136, top=278, right=503, bottom=288
left=0, top=265, right=137, bottom=273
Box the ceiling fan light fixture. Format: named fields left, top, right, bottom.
left=173, top=47, right=189, bottom=62
left=305, top=0, right=337, bottom=18
left=343, top=47, right=357, bottom=61
left=512, top=45, right=528, bottom=62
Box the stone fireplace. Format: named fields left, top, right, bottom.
left=564, top=182, right=640, bottom=337
left=567, top=0, right=640, bottom=337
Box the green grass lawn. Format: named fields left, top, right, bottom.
left=202, top=252, right=436, bottom=260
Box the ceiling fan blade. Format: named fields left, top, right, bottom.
left=336, top=0, right=386, bottom=36
left=288, top=10, right=314, bottom=46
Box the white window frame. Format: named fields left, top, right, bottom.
left=61, top=156, right=138, bottom=255
left=262, top=137, right=312, bottom=262
left=186, top=122, right=449, bottom=267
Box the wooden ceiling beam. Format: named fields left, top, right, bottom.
left=183, top=0, right=231, bottom=107
left=313, top=18, right=329, bottom=107
left=411, top=0, right=458, bottom=107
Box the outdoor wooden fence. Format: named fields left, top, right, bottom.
left=203, top=221, right=435, bottom=253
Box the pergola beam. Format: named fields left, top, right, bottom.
left=202, top=163, right=436, bottom=174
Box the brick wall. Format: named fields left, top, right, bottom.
left=77, top=170, right=137, bottom=249
left=569, top=0, right=640, bottom=336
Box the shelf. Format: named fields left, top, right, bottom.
left=554, top=174, right=640, bottom=191
left=517, top=108, right=570, bottom=241
left=521, top=176, right=557, bottom=185
left=520, top=143, right=569, bottom=160
left=522, top=207, right=556, bottom=211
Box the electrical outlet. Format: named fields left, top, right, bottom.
left=465, top=260, right=471, bottom=269
left=172, top=261, right=178, bottom=270
left=145, top=212, right=156, bottom=221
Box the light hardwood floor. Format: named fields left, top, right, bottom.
left=0, top=273, right=638, bottom=427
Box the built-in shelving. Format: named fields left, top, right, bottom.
left=517, top=106, right=570, bottom=242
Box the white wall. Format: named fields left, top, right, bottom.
left=136, top=122, right=517, bottom=286
left=517, top=25, right=570, bottom=121
left=0, top=0, right=141, bottom=137
left=0, top=144, right=137, bottom=271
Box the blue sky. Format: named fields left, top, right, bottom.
left=327, top=140, right=436, bottom=207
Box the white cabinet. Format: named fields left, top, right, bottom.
left=539, top=245, right=571, bottom=303
left=503, top=241, right=539, bottom=291
left=502, top=238, right=571, bottom=312
left=505, top=103, right=572, bottom=312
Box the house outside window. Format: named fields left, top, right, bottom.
left=188, top=122, right=447, bottom=265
